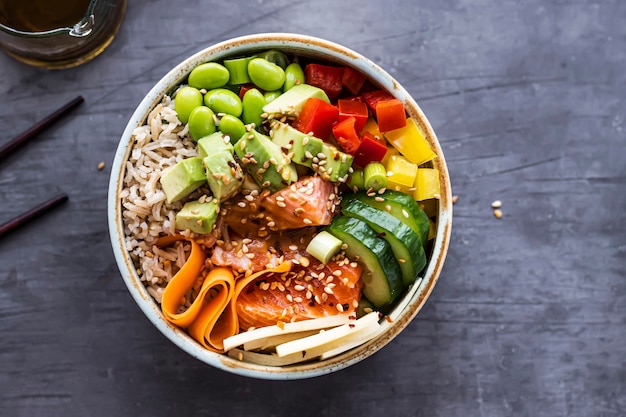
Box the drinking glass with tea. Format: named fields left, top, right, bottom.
left=0, top=0, right=126, bottom=69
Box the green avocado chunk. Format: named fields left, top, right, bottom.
left=203, top=151, right=244, bottom=201
left=159, top=157, right=206, bottom=203
left=270, top=121, right=323, bottom=168
left=197, top=132, right=234, bottom=158
left=234, top=129, right=298, bottom=193
left=262, top=84, right=329, bottom=117
left=175, top=199, right=219, bottom=234
left=317, top=143, right=353, bottom=183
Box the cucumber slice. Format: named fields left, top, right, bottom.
left=349, top=190, right=430, bottom=246
left=341, top=199, right=426, bottom=286
left=327, top=216, right=403, bottom=308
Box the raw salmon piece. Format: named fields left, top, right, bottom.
left=236, top=259, right=363, bottom=330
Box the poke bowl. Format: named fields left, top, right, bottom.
left=108, top=33, right=452, bottom=379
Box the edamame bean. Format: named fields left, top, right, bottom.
left=284, top=62, right=305, bottom=91
left=174, top=86, right=203, bottom=124
left=188, top=106, right=216, bottom=141
left=257, top=49, right=289, bottom=69
left=263, top=90, right=282, bottom=103
left=242, top=88, right=266, bottom=128
left=219, top=114, right=247, bottom=143
left=188, top=62, right=230, bottom=90
left=247, top=58, right=285, bottom=92
left=204, top=88, right=243, bottom=117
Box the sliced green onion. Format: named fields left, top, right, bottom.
left=346, top=167, right=365, bottom=191
left=306, top=231, right=343, bottom=264
left=364, top=162, right=388, bottom=191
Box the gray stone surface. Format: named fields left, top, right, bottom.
left=0, top=1, right=624, bottom=416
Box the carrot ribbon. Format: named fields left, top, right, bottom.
left=157, top=235, right=290, bottom=352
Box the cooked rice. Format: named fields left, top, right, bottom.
left=121, top=94, right=197, bottom=297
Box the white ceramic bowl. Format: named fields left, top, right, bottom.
left=108, top=33, right=452, bottom=379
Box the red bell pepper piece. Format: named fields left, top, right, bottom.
left=341, top=67, right=367, bottom=95
left=337, top=99, right=369, bottom=133
left=292, top=97, right=339, bottom=140
left=353, top=132, right=388, bottom=167
left=238, top=83, right=257, bottom=100
left=305, top=64, right=344, bottom=99
left=332, top=116, right=361, bottom=154
left=362, top=89, right=394, bottom=112
left=375, top=98, right=407, bottom=132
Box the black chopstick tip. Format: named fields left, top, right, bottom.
left=0, top=193, right=70, bottom=238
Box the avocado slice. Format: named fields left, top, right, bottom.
left=175, top=198, right=219, bottom=234
left=315, top=143, right=353, bottom=183
left=159, top=157, right=206, bottom=203
left=262, top=84, right=329, bottom=117
left=197, top=132, right=234, bottom=158
left=270, top=121, right=323, bottom=168
left=203, top=151, right=244, bottom=201
left=234, top=129, right=298, bottom=193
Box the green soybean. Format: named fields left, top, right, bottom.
left=174, top=86, right=203, bottom=124
left=223, top=56, right=254, bottom=85
left=263, top=90, right=282, bottom=103
left=188, top=62, right=230, bottom=90
left=204, top=88, right=243, bottom=117
left=242, top=88, right=266, bottom=129
left=284, top=62, right=305, bottom=91
left=257, top=49, right=289, bottom=69
left=188, top=106, right=216, bottom=141
left=219, top=114, right=247, bottom=143
left=247, top=58, right=286, bottom=91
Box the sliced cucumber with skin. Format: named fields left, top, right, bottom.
left=350, top=190, right=430, bottom=246
left=327, top=216, right=403, bottom=308
left=341, top=199, right=426, bottom=286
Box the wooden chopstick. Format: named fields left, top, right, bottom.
left=0, top=95, right=84, bottom=162
left=0, top=193, right=69, bottom=238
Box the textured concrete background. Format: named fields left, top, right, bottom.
left=0, top=1, right=624, bottom=416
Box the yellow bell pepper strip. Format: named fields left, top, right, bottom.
left=385, top=154, right=417, bottom=193
left=384, top=118, right=437, bottom=166
left=413, top=168, right=441, bottom=201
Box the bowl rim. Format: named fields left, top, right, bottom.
left=107, top=32, right=452, bottom=380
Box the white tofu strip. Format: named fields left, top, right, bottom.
left=275, top=312, right=380, bottom=357
left=243, top=330, right=319, bottom=352
left=228, top=315, right=381, bottom=366
left=222, top=313, right=353, bottom=352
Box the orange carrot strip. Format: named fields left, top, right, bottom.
left=157, top=234, right=293, bottom=353
left=159, top=235, right=207, bottom=328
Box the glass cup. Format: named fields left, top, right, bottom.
left=0, top=0, right=127, bottom=69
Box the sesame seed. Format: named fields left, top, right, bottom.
left=237, top=201, right=247, bottom=208
left=97, top=161, right=105, bottom=170
left=324, top=286, right=334, bottom=295
left=352, top=300, right=359, bottom=308
left=493, top=209, right=503, bottom=218
left=302, top=218, right=313, bottom=225
left=276, top=200, right=287, bottom=208
left=491, top=200, right=502, bottom=208
left=294, top=284, right=305, bottom=291
left=299, top=257, right=310, bottom=267
left=286, top=294, right=293, bottom=302
left=375, top=196, right=385, bottom=202
left=336, top=303, right=344, bottom=312
left=452, top=195, right=459, bottom=204
left=402, top=209, right=409, bottom=218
